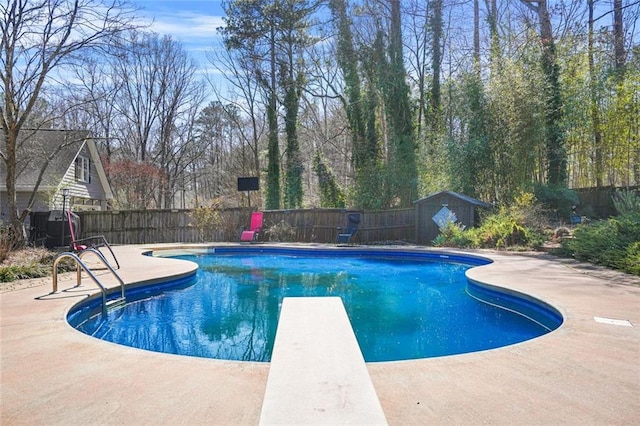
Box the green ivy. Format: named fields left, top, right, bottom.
left=312, top=152, right=345, bottom=208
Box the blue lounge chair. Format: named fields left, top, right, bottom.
left=336, top=213, right=360, bottom=244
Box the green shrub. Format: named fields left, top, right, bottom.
left=612, top=189, right=640, bottom=215
left=468, top=215, right=529, bottom=249
left=0, top=248, right=77, bottom=283
left=470, top=192, right=546, bottom=249
left=432, top=221, right=472, bottom=248
left=191, top=199, right=222, bottom=242
left=561, top=212, right=640, bottom=275
left=0, top=263, right=50, bottom=282
left=618, top=242, right=640, bottom=276
left=433, top=192, right=547, bottom=250
left=534, top=184, right=580, bottom=220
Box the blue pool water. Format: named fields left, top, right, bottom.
left=68, top=248, right=562, bottom=362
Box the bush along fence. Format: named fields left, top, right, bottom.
left=74, top=207, right=417, bottom=245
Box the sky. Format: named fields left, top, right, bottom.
left=129, top=1, right=638, bottom=64
left=130, top=0, right=227, bottom=68
left=128, top=0, right=638, bottom=91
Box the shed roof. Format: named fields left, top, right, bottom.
left=414, top=191, right=492, bottom=208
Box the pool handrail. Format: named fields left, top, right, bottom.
left=53, top=249, right=126, bottom=315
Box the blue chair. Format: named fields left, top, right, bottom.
left=336, top=213, right=361, bottom=244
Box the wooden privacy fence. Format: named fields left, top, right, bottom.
left=574, top=186, right=640, bottom=218
left=263, top=208, right=415, bottom=243
left=76, top=208, right=417, bottom=245
left=69, top=187, right=637, bottom=246
left=77, top=208, right=248, bottom=245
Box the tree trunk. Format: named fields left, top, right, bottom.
left=588, top=0, right=604, bottom=187
left=473, top=0, right=480, bottom=77
left=2, top=127, right=27, bottom=248
left=284, top=80, right=302, bottom=208
left=613, top=0, right=625, bottom=78
left=541, top=2, right=566, bottom=186
left=329, top=0, right=378, bottom=208
left=265, top=21, right=281, bottom=210
left=485, top=0, right=500, bottom=72
left=385, top=0, right=417, bottom=207
left=430, top=0, right=443, bottom=132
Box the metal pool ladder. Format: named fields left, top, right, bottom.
left=53, top=248, right=126, bottom=315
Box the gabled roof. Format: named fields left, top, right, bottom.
left=415, top=191, right=493, bottom=208
left=1, top=128, right=89, bottom=191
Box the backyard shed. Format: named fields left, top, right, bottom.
left=415, top=191, right=492, bottom=245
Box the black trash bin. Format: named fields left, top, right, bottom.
left=28, top=211, right=50, bottom=247
left=43, top=210, right=81, bottom=249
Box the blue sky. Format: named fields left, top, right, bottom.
left=131, top=0, right=226, bottom=68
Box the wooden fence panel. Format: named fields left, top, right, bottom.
left=262, top=209, right=346, bottom=243
left=574, top=186, right=639, bottom=218
left=251, top=208, right=415, bottom=243
left=77, top=207, right=417, bottom=245
left=359, top=209, right=415, bottom=243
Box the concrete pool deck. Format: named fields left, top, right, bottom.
left=1, top=243, right=639, bottom=424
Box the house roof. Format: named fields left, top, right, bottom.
left=414, top=191, right=493, bottom=208
left=1, top=128, right=90, bottom=191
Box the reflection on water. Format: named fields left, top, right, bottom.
left=72, top=255, right=551, bottom=362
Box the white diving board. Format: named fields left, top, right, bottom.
left=259, top=297, right=388, bottom=425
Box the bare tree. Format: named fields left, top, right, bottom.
left=0, top=0, right=137, bottom=246
left=152, top=36, right=206, bottom=208
left=112, top=31, right=161, bottom=163
left=108, top=32, right=205, bottom=208
left=206, top=42, right=269, bottom=206
left=403, top=0, right=430, bottom=136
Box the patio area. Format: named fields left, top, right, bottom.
left=1, top=244, right=639, bottom=424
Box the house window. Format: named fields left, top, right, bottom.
left=75, top=156, right=90, bottom=183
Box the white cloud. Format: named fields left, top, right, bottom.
left=132, top=6, right=227, bottom=71
left=146, top=12, right=225, bottom=41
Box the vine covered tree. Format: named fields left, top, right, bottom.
left=328, top=0, right=376, bottom=208
left=278, top=0, right=319, bottom=209
left=521, top=0, right=567, bottom=187
left=383, top=0, right=417, bottom=207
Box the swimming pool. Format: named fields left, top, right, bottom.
left=68, top=247, right=563, bottom=362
